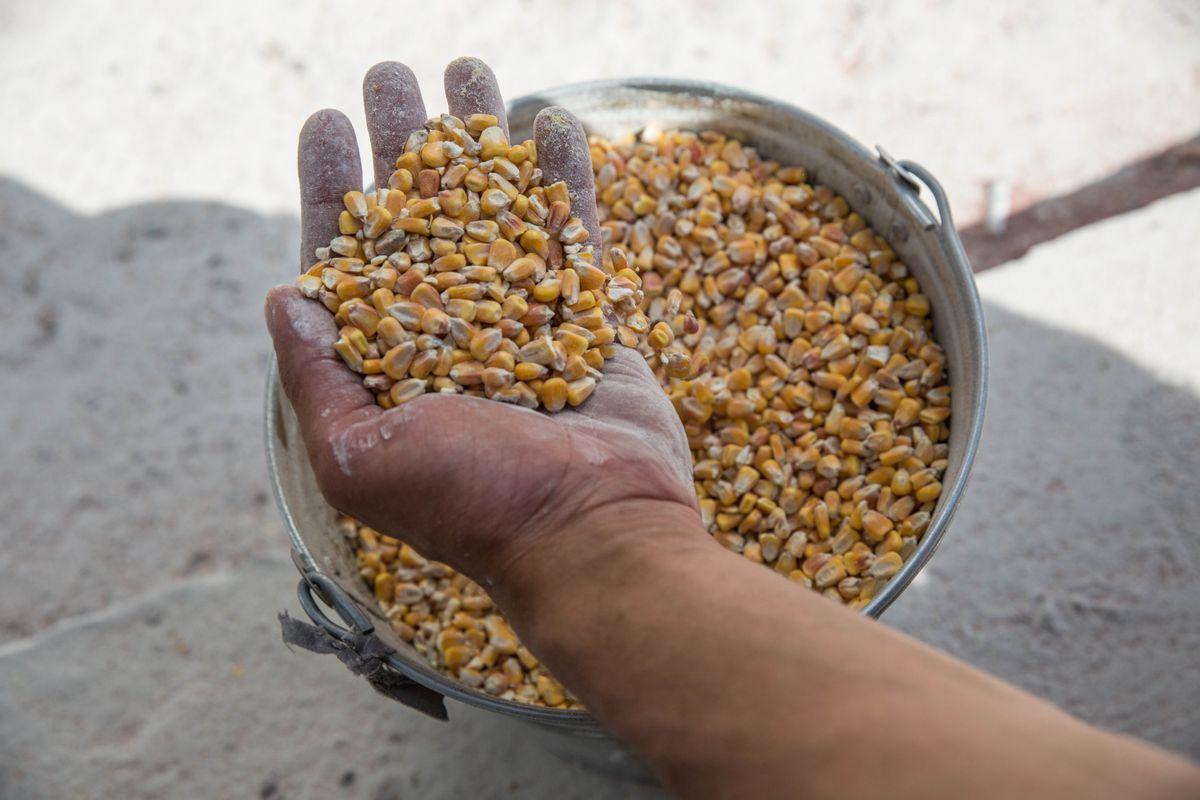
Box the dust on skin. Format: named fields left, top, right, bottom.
left=534, top=107, right=603, bottom=252
left=443, top=56, right=509, bottom=136
left=362, top=61, right=427, bottom=187
left=274, top=287, right=334, bottom=347
left=332, top=425, right=379, bottom=477
left=297, top=109, right=361, bottom=267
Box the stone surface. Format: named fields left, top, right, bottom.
left=0, top=180, right=293, bottom=640
left=0, top=557, right=663, bottom=799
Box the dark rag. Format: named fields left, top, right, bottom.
left=279, top=611, right=448, bottom=720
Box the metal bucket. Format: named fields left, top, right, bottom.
left=265, top=78, right=988, bottom=780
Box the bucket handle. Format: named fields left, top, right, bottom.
left=876, top=147, right=962, bottom=246
left=295, top=569, right=375, bottom=641
left=288, top=561, right=450, bottom=720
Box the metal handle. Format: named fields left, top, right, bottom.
left=296, top=570, right=374, bottom=642
left=876, top=147, right=945, bottom=229
left=287, top=566, right=450, bottom=721
left=877, top=146, right=968, bottom=266
left=900, top=159, right=957, bottom=229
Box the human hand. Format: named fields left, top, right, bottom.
left=265, top=58, right=700, bottom=588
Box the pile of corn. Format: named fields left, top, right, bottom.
left=297, top=113, right=646, bottom=411
left=344, top=516, right=578, bottom=708
left=341, top=127, right=951, bottom=708
left=598, top=129, right=950, bottom=599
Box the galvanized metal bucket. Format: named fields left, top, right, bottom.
left=265, top=78, right=988, bottom=780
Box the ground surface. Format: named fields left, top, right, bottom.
left=1, top=1, right=1198, bottom=798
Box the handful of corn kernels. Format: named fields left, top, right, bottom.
left=296, top=113, right=650, bottom=412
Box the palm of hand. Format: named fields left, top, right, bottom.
left=266, top=59, right=696, bottom=582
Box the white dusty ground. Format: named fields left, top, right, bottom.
left=2, top=0, right=1198, bottom=221
left=1, top=2, right=1198, bottom=798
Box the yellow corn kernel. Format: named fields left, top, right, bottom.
left=565, top=377, right=596, bottom=407
left=915, top=481, right=942, bottom=504
left=514, top=362, right=548, bottom=382
left=338, top=210, right=361, bottom=235
left=648, top=321, right=674, bottom=350
left=478, top=126, right=509, bottom=160
left=333, top=337, right=364, bottom=372
left=540, top=377, right=568, bottom=412
left=381, top=342, right=416, bottom=380
left=343, top=190, right=368, bottom=220
left=364, top=206, right=392, bottom=238
left=390, top=378, right=426, bottom=405
left=532, top=279, right=561, bottom=303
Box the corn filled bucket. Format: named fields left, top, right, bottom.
left=267, top=78, right=987, bottom=777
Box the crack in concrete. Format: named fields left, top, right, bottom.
left=0, top=555, right=291, bottom=661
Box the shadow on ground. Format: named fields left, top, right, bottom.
left=0, top=177, right=1196, bottom=798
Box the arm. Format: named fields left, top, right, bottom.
left=493, top=500, right=1200, bottom=799
left=269, top=57, right=1200, bottom=799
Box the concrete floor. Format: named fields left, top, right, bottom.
left=1, top=1, right=1198, bottom=797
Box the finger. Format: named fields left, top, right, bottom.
left=265, top=285, right=380, bottom=469
left=534, top=106, right=601, bottom=252
left=444, top=56, right=509, bottom=138
left=299, top=109, right=362, bottom=270
left=362, top=61, right=428, bottom=192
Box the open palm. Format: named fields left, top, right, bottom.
left=265, top=58, right=697, bottom=584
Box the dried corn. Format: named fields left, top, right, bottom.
left=341, top=126, right=953, bottom=710
left=298, top=115, right=644, bottom=411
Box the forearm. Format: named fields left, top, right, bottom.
left=491, top=503, right=1200, bottom=798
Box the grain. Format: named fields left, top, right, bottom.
left=342, top=127, right=952, bottom=706
left=298, top=114, right=643, bottom=408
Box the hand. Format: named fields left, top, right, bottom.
left=265, top=58, right=700, bottom=587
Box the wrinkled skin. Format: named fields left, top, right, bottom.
left=265, top=58, right=698, bottom=586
